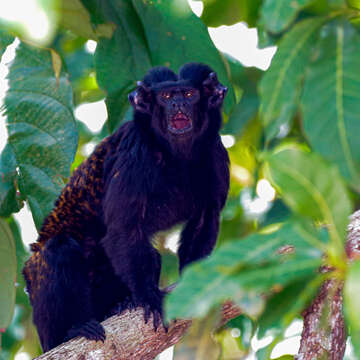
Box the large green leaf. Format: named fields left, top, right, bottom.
left=344, top=260, right=360, bottom=357
left=4, top=43, right=77, bottom=229
left=266, top=148, right=352, bottom=258
left=0, top=219, right=17, bottom=330
left=94, top=0, right=152, bottom=131
left=301, top=20, right=360, bottom=189
left=0, top=28, right=14, bottom=62
left=165, top=220, right=323, bottom=321
left=132, top=0, right=235, bottom=114
left=0, top=145, right=21, bottom=217
left=259, top=18, right=324, bottom=141
left=260, top=0, right=315, bottom=33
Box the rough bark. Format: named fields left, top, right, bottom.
left=296, top=210, right=360, bottom=360
left=295, top=280, right=345, bottom=360
left=34, top=301, right=241, bottom=360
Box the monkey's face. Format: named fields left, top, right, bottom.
left=155, top=86, right=200, bottom=136
left=128, top=64, right=227, bottom=157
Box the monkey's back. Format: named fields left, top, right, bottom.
left=28, top=122, right=133, bottom=254
left=37, top=139, right=109, bottom=246
left=23, top=126, right=124, bottom=303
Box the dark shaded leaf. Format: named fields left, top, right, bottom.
left=224, top=67, right=262, bottom=136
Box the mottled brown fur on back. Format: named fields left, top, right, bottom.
left=38, top=137, right=112, bottom=245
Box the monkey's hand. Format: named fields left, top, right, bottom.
left=202, top=72, right=228, bottom=108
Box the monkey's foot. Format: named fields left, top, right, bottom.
left=110, top=296, right=138, bottom=316
left=140, top=288, right=168, bottom=331
left=143, top=303, right=166, bottom=332
left=66, top=319, right=106, bottom=342
left=112, top=291, right=167, bottom=331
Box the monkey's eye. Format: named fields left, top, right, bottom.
left=185, top=91, right=194, bottom=98
left=161, top=92, right=172, bottom=100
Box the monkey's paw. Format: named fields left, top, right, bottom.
left=66, top=319, right=106, bottom=343
left=138, top=288, right=167, bottom=331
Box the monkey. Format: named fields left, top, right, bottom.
left=23, top=62, right=230, bottom=352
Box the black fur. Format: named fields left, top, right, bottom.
left=23, top=63, right=230, bottom=352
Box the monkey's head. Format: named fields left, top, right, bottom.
left=128, top=63, right=227, bottom=156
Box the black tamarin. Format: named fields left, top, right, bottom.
left=23, top=63, right=230, bottom=352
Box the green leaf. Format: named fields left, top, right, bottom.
left=132, top=0, right=235, bottom=114
left=266, top=148, right=352, bottom=258
left=258, top=275, right=323, bottom=337
left=0, top=145, right=21, bottom=217
left=4, top=43, right=77, bottom=229
left=344, top=260, right=360, bottom=357
left=94, top=0, right=152, bottom=131
left=261, top=200, right=291, bottom=228
left=259, top=18, right=324, bottom=141
left=348, top=0, right=360, bottom=9
left=301, top=20, right=360, bottom=189
left=260, top=0, right=315, bottom=33
left=0, top=28, right=14, bottom=62
left=60, top=0, right=115, bottom=40
left=224, top=67, right=261, bottom=136
left=0, top=219, right=17, bottom=330
left=201, top=0, right=262, bottom=28
left=233, top=257, right=321, bottom=290
left=165, top=220, right=323, bottom=321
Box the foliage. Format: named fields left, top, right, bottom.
left=0, top=0, right=360, bottom=358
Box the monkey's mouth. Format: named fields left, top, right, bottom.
left=168, top=112, right=193, bottom=134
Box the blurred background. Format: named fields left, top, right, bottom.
left=0, top=0, right=360, bottom=359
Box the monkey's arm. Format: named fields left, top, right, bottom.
left=101, top=152, right=165, bottom=327
left=178, top=139, right=229, bottom=271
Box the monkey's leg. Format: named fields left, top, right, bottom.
left=101, top=225, right=164, bottom=328
left=178, top=207, right=220, bottom=272
left=24, top=235, right=105, bottom=352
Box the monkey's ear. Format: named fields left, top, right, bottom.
left=202, top=72, right=228, bottom=109
left=128, top=81, right=152, bottom=114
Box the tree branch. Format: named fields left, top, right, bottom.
left=296, top=209, right=360, bottom=359
left=34, top=300, right=241, bottom=360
